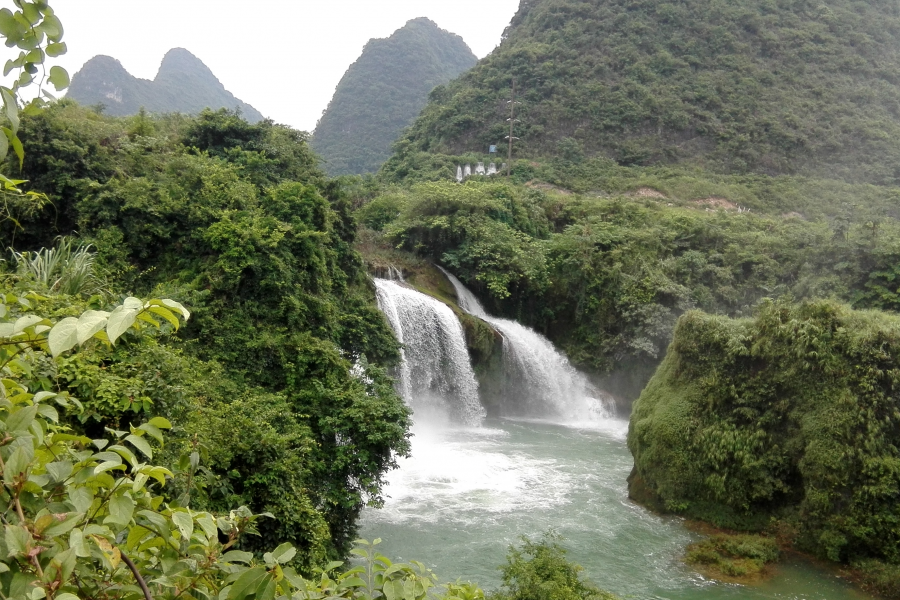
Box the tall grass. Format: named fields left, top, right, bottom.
left=11, top=237, right=104, bottom=296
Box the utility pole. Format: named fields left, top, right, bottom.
left=506, top=79, right=520, bottom=178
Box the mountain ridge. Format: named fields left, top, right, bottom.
left=387, top=0, right=900, bottom=185
left=67, top=48, right=264, bottom=122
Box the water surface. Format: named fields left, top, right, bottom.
left=360, top=419, right=865, bottom=600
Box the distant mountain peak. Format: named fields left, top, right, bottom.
left=68, top=48, right=264, bottom=123
left=312, top=18, right=476, bottom=175
left=156, top=48, right=215, bottom=78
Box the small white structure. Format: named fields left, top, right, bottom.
left=475, top=162, right=486, bottom=175
left=487, top=162, right=497, bottom=175
left=464, top=164, right=472, bottom=178
left=456, top=165, right=463, bottom=183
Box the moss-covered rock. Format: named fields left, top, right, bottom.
left=685, top=534, right=780, bottom=582
left=628, top=299, right=900, bottom=572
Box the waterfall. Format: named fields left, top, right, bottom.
left=374, top=278, right=485, bottom=427
left=437, top=267, right=614, bottom=422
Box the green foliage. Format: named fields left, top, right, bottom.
left=66, top=49, right=264, bottom=122
left=312, top=18, right=476, bottom=176
left=684, top=534, right=779, bottom=580
left=628, top=299, right=900, bottom=571
left=388, top=0, right=900, bottom=185
left=6, top=102, right=410, bottom=563
left=0, top=0, right=68, bottom=232
left=495, top=534, right=618, bottom=600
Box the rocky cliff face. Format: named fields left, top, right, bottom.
left=67, top=48, right=264, bottom=122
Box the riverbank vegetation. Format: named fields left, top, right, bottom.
left=628, top=300, right=900, bottom=595
left=685, top=534, right=780, bottom=581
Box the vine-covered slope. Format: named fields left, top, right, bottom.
left=388, top=0, right=900, bottom=184
left=312, top=18, right=476, bottom=176
left=67, top=48, right=264, bottom=122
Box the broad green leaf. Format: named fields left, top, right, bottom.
left=13, top=314, right=43, bottom=333
left=4, top=444, right=33, bottom=484
left=0, top=322, right=13, bottom=337
left=124, top=434, right=152, bottom=459
left=171, top=510, right=193, bottom=539
left=126, top=525, right=151, bottom=551
left=137, top=422, right=163, bottom=443
left=271, top=542, right=297, bottom=565
left=0, top=126, right=7, bottom=161
left=68, top=528, right=89, bottom=557
left=148, top=416, right=172, bottom=429
left=10, top=129, right=23, bottom=168
left=227, top=566, right=268, bottom=600
left=106, top=305, right=138, bottom=345
left=32, top=391, right=56, bottom=403
left=222, top=550, right=254, bottom=564
left=68, top=487, right=94, bottom=513
left=196, top=513, right=217, bottom=538
left=36, top=403, right=58, bottom=423
left=122, top=296, right=143, bottom=310
left=20, top=3, right=40, bottom=25
left=45, top=460, right=72, bottom=483
left=42, top=512, right=82, bottom=537
left=1, top=88, right=18, bottom=132
left=47, top=65, right=68, bottom=91
left=161, top=298, right=191, bottom=320
left=39, top=14, right=62, bottom=40
left=76, top=310, right=109, bottom=344
left=4, top=524, right=30, bottom=555
left=107, top=494, right=134, bottom=527
left=48, top=316, right=78, bottom=356
left=94, top=460, right=124, bottom=475
left=0, top=9, right=18, bottom=38
left=107, top=444, right=138, bottom=468
left=7, top=404, right=37, bottom=432
left=131, top=472, right=148, bottom=493
left=147, top=305, right=179, bottom=329
left=45, top=41, right=65, bottom=57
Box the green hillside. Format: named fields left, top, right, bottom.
left=312, top=18, right=476, bottom=176
left=387, top=0, right=900, bottom=185
left=67, top=48, right=264, bottom=122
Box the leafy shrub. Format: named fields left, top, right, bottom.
left=495, top=534, right=618, bottom=600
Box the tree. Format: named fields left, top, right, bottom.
left=0, top=0, right=69, bottom=226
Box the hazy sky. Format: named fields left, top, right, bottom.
left=45, top=1, right=520, bottom=132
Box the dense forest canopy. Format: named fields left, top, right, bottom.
left=4, top=102, right=409, bottom=569
left=67, top=48, right=264, bottom=122
left=386, top=0, right=900, bottom=184
left=312, top=18, right=476, bottom=176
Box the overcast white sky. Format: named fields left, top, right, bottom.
left=45, top=1, right=520, bottom=132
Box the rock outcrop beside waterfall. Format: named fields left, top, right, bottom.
left=628, top=299, right=900, bottom=574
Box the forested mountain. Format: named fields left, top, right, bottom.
left=312, top=18, right=476, bottom=176
left=388, top=0, right=900, bottom=185
left=67, top=48, right=264, bottom=121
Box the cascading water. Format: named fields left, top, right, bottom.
left=373, top=278, right=484, bottom=426
left=437, top=266, right=615, bottom=423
